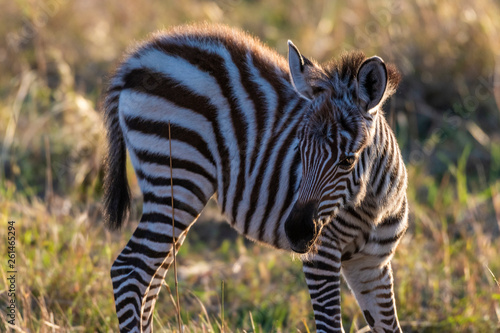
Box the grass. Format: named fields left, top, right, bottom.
left=1, top=0, right=500, bottom=332
left=1, top=167, right=499, bottom=332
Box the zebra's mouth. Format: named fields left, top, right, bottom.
left=284, top=201, right=322, bottom=253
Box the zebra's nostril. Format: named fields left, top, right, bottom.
left=284, top=201, right=320, bottom=253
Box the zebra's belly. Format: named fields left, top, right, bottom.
left=220, top=174, right=299, bottom=251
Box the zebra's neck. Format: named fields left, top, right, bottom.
left=360, top=114, right=406, bottom=221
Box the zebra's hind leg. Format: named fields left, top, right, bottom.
left=139, top=228, right=191, bottom=332
left=303, top=232, right=344, bottom=333
left=111, top=208, right=197, bottom=333
left=341, top=258, right=401, bottom=333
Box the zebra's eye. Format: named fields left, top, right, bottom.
left=338, top=156, right=355, bottom=169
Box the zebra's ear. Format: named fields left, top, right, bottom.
left=356, top=56, right=388, bottom=115
left=288, top=40, right=314, bottom=100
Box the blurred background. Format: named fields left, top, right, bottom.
left=1, top=0, right=500, bottom=332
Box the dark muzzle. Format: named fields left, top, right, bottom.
left=284, top=201, right=320, bottom=253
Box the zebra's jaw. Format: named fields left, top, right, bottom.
left=284, top=201, right=323, bottom=253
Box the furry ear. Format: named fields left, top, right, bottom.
left=356, top=56, right=388, bottom=114
left=288, top=40, right=314, bottom=100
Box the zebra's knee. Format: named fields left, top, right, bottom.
left=110, top=254, right=153, bottom=313
left=110, top=254, right=134, bottom=291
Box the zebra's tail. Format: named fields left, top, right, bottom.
left=102, top=78, right=131, bottom=230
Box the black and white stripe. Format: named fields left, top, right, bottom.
left=103, top=24, right=408, bottom=333
left=284, top=45, right=407, bottom=332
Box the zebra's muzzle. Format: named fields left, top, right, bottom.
left=284, top=201, right=321, bottom=253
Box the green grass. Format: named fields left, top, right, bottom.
left=1, top=0, right=500, bottom=332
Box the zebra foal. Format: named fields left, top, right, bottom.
left=103, top=24, right=408, bottom=332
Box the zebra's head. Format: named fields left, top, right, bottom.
left=284, top=41, right=400, bottom=254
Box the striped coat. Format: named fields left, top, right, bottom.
left=103, top=24, right=408, bottom=333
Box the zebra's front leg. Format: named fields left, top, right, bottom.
left=341, top=258, right=401, bottom=333
left=303, top=236, right=344, bottom=333
left=111, top=212, right=191, bottom=333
